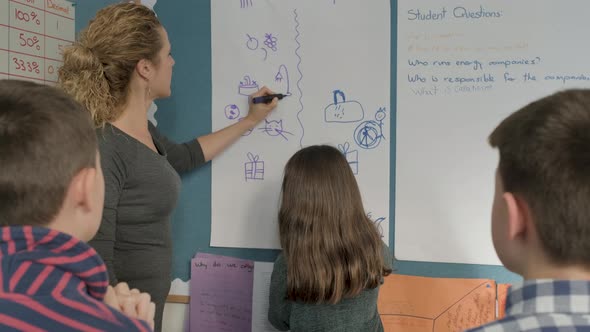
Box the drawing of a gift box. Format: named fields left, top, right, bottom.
left=324, top=90, right=365, bottom=123
left=244, top=152, right=264, bottom=181
left=338, top=142, right=358, bottom=175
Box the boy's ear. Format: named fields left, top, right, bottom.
left=66, top=167, right=96, bottom=213
left=503, top=192, right=529, bottom=240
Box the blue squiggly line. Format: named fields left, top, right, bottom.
left=294, top=9, right=304, bottom=148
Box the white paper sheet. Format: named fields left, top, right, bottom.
left=211, top=0, right=390, bottom=249
left=252, top=262, right=280, bottom=332
left=395, top=0, right=590, bottom=265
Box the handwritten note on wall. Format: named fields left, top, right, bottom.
left=395, top=0, right=590, bottom=265
left=378, top=275, right=505, bottom=332
left=0, top=0, right=75, bottom=85
left=252, top=261, right=280, bottom=332
left=190, top=253, right=254, bottom=332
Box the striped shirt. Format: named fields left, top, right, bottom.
left=0, top=226, right=152, bottom=331
left=466, top=280, right=590, bottom=332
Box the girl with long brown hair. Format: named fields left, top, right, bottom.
left=269, top=145, right=392, bottom=331
left=58, top=3, right=277, bottom=331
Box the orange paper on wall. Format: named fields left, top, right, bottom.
left=496, top=283, right=511, bottom=319
left=378, top=275, right=509, bottom=332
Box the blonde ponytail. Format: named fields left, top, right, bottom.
left=57, top=3, right=162, bottom=127
left=58, top=44, right=115, bottom=127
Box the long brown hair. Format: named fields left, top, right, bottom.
left=58, top=3, right=162, bottom=127
left=279, top=145, right=391, bottom=304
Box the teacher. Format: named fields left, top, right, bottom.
left=58, top=3, right=278, bottom=331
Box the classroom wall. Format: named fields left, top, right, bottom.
left=74, top=1, right=520, bottom=329
left=76, top=0, right=520, bottom=281
left=76, top=0, right=518, bottom=284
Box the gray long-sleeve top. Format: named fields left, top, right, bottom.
left=89, top=121, right=205, bottom=285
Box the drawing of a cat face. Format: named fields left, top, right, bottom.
left=262, top=119, right=283, bottom=136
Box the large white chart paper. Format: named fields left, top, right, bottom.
left=211, top=0, right=390, bottom=249
left=396, top=0, right=590, bottom=265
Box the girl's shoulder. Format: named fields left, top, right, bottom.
left=274, top=252, right=287, bottom=269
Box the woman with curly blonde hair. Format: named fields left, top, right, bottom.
left=59, top=3, right=277, bottom=330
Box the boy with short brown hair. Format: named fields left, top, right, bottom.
left=468, top=89, right=590, bottom=331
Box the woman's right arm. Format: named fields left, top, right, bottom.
left=89, top=136, right=129, bottom=285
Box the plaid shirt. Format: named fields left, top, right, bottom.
left=466, top=280, right=590, bottom=332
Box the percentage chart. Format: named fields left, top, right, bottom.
left=15, top=8, right=41, bottom=25
left=19, top=33, right=41, bottom=50
left=1, top=0, right=75, bottom=84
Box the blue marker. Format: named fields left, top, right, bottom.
left=252, top=93, right=288, bottom=104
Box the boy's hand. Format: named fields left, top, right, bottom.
left=104, top=282, right=156, bottom=330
